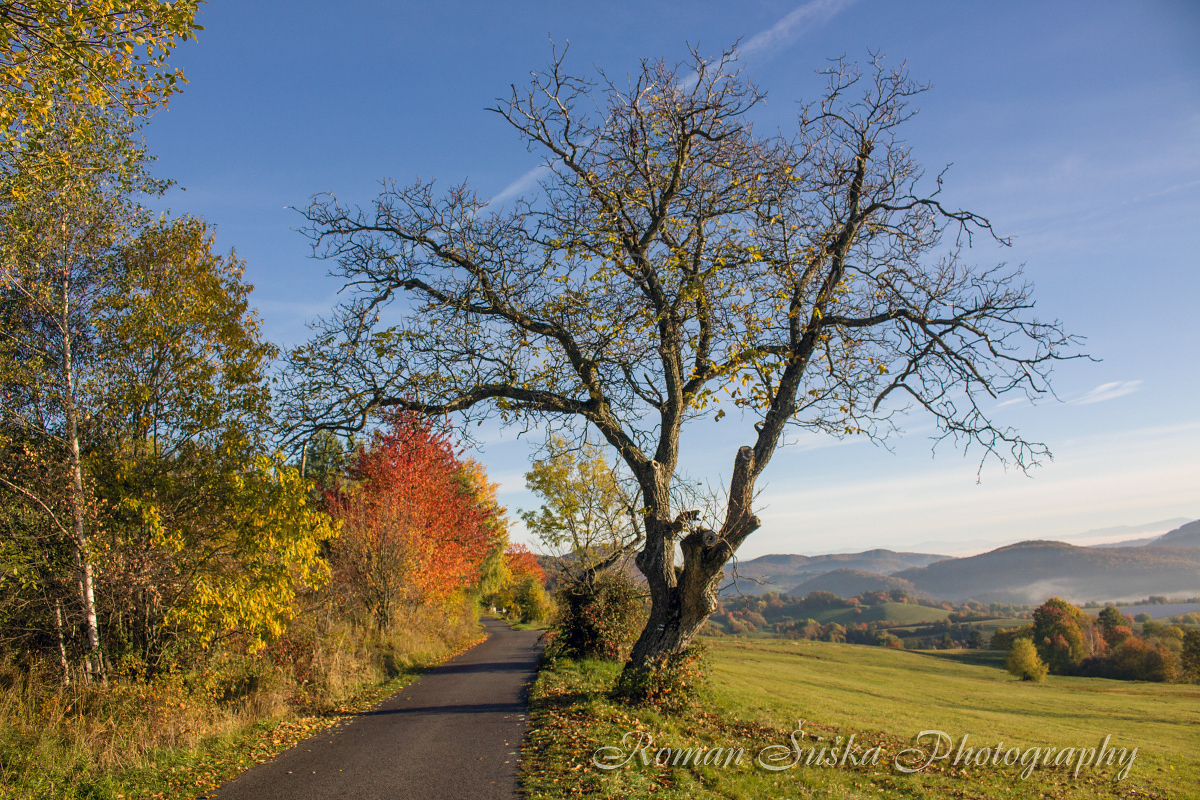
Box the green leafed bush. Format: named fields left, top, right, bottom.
left=547, top=571, right=645, bottom=661
left=1006, top=638, right=1048, bottom=682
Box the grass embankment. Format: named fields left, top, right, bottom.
left=523, top=638, right=1199, bottom=799
left=0, top=608, right=483, bottom=800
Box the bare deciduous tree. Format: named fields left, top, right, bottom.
left=282, top=48, right=1078, bottom=679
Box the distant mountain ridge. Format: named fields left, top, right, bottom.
left=718, top=518, right=1200, bottom=605
left=721, top=549, right=948, bottom=596
left=1152, top=519, right=1200, bottom=548
left=540, top=519, right=1200, bottom=605
left=892, top=539, right=1200, bottom=604
left=1094, top=519, right=1200, bottom=549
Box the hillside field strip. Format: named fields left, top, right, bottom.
left=523, top=638, right=1199, bottom=799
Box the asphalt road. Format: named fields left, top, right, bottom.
left=205, top=618, right=544, bottom=800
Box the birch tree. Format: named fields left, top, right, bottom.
left=0, top=112, right=154, bottom=678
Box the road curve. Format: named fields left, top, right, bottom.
left=205, top=618, right=544, bottom=800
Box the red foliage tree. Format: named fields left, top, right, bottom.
left=505, top=543, right=545, bottom=584
left=329, top=413, right=494, bottom=629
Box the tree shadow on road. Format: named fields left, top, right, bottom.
left=359, top=701, right=528, bottom=717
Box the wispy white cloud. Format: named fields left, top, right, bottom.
left=677, top=0, right=855, bottom=91
left=487, top=0, right=856, bottom=207
left=489, top=471, right=533, bottom=495
left=1128, top=177, right=1200, bottom=206
left=740, top=0, right=857, bottom=58
left=1071, top=380, right=1142, bottom=406
left=484, top=163, right=551, bottom=210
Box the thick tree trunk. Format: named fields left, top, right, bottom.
left=625, top=566, right=720, bottom=670
left=622, top=448, right=763, bottom=680
left=622, top=530, right=740, bottom=676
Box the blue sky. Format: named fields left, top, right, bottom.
left=144, top=1, right=1199, bottom=557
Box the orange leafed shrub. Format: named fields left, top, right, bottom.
left=328, top=413, right=497, bottom=627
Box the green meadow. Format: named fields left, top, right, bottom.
left=803, top=602, right=952, bottom=626
left=523, top=638, right=1199, bottom=799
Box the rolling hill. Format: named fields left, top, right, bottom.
left=721, top=549, right=947, bottom=596
left=1095, top=518, right=1200, bottom=548
left=1150, top=519, right=1200, bottom=548
left=892, top=540, right=1200, bottom=604
left=800, top=601, right=952, bottom=626
left=546, top=518, right=1200, bottom=606
left=786, top=568, right=931, bottom=600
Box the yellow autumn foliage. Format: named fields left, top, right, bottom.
left=169, top=455, right=339, bottom=652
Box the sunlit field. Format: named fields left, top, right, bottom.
left=523, top=638, right=1199, bottom=799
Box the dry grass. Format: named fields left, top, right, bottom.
left=0, top=600, right=483, bottom=800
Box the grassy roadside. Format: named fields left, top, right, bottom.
left=0, top=610, right=484, bottom=800
left=522, top=638, right=1199, bottom=799
left=506, top=620, right=552, bottom=632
